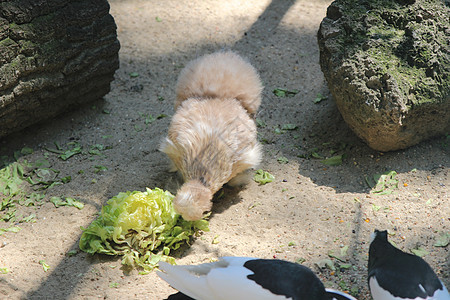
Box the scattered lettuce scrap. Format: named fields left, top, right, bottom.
left=45, top=141, right=82, bottom=161
left=315, top=258, right=336, bottom=271
left=277, top=157, right=289, bottom=164
left=19, top=214, right=36, bottom=223
left=66, top=250, right=77, bottom=257
left=313, top=93, right=328, bottom=103
left=350, top=286, right=359, bottom=297
left=0, top=161, right=27, bottom=225
left=0, top=161, right=25, bottom=198
left=339, top=263, right=352, bottom=269
left=1, top=149, right=77, bottom=232
left=273, top=88, right=299, bottom=97
left=94, top=165, right=108, bottom=173
left=141, top=113, right=156, bottom=125
left=0, top=226, right=21, bottom=235
left=256, top=118, right=266, bottom=128
left=212, top=235, right=220, bottom=244
left=281, top=124, right=298, bottom=130
left=50, top=197, right=84, bottom=209
left=366, top=171, right=398, bottom=195
left=320, top=155, right=343, bottom=166
left=253, top=169, right=275, bottom=185
left=274, top=124, right=298, bottom=134
left=26, top=167, right=63, bottom=189
left=0, top=267, right=9, bottom=274
left=434, top=232, right=450, bottom=247
left=274, top=128, right=284, bottom=134
left=310, top=151, right=323, bottom=159
left=39, top=260, right=50, bottom=272
left=79, top=188, right=209, bottom=273
left=299, top=143, right=347, bottom=162
left=371, top=204, right=381, bottom=212
left=328, top=245, right=348, bottom=262
left=296, top=257, right=306, bottom=264
left=338, top=281, right=349, bottom=291
left=410, top=246, right=428, bottom=257
left=141, top=113, right=168, bottom=126
left=46, top=141, right=110, bottom=161
left=89, top=144, right=108, bottom=156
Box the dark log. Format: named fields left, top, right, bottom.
left=0, top=0, right=120, bottom=138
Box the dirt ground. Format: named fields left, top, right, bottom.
left=0, top=0, right=449, bottom=299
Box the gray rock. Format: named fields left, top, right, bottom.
left=317, top=0, right=450, bottom=151
left=0, top=0, right=120, bottom=138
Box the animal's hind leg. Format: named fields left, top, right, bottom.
left=227, top=170, right=252, bottom=187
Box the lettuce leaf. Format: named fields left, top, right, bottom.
left=79, top=187, right=209, bottom=272
left=253, top=169, right=275, bottom=185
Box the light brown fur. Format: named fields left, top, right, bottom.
left=160, top=51, right=262, bottom=221
left=175, top=51, right=262, bottom=115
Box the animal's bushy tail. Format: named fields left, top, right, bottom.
left=175, top=51, right=263, bottom=115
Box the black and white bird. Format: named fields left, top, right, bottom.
left=368, top=229, right=450, bottom=300
left=157, top=256, right=358, bottom=300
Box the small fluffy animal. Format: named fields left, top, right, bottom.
left=157, top=257, right=358, bottom=300
left=368, top=230, right=450, bottom=300
left=160, top=51, right=263, bottom=221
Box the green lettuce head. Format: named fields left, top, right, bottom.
left=79, top=187, right=209, bottom=273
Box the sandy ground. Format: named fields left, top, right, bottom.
left=0, top=0, right=449, bottom=299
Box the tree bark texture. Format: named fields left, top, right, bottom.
left=0, top=0, right=120, bottom=138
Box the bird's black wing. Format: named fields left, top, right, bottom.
left=369, top=260, right=444, bottom=299
left=244, top=259, right=328, bottom=300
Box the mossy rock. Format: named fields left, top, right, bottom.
left=317, top=0, right=449, bottom=151
left=0, top=0, right=120, bottom=138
